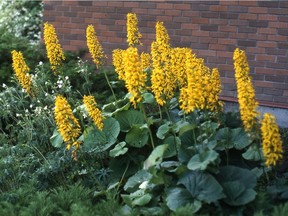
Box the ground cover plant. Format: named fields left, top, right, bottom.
left=0, top=13, right=288, bottom=215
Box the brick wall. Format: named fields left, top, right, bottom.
left=43, top=1, right=288, bottom=106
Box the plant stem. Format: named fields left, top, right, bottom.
left=140, top=103, right=155, bottom=149
left=103, top=70, right=118, bottom=107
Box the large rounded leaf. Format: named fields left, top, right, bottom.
left=166, top=187, right=201, bottom=212
left=115, top=110, right=145, bottom=132
left=216, top=166, right=257, bottom=206
left=125, top=125, right=149, bottom=148
left=178, top=171, right=225, bottom=203
left=83, top=117, right=120, bottom=152
left=187, top=150, right=219, bottom=171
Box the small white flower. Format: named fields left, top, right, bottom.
left=2, top=83, right=6, bottom=88
left=16, top=113, right=21, bottom=117
left=38, top=61, right=43, bottom=66
left=65, top=76, right=69, bottom=80
left=30, top=104, right=33, bottom=108
left=44, top=106, right=48, bottom=110
left=45, top=93, right=48, bottom=97
left=25, top=109, right=29, bottom=113
left=52, top=90, right=55, bottom=94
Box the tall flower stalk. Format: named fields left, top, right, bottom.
left=151, top=22, right=175, bottom=106
left=261, top=113, right=283, bottom=167
left=83, top=95, right=104, bottom=130
left=122, top=47, right=147, bottom=107
left=86, top=25, right=106, bottom=68
left=127, top=13, right=142, bottom=47
left=11, top=50, right=32, bottom=95
left=233, top=48, right=259, bottom=132
left=86, top=24, right=117, bottom=104
left=54, top=95, right=81, bottom=153
left=43, top=22, right=65, bottom=72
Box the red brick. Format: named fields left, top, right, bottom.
left=257, top=41, right=277, bottom=48
left=258, top=14, right=278, bottom=21
left=181, top=23, right=199, bottom=30
left=165, top=9, right=182, bottom=16
left=191, top=31, right=209, bottom=37
left=248, top=7, right=268, bottom=14
left=239, top=1, right=257, bottom=6
left=239, top=13, right=257, bottom=20
left=218, top=38, right=236, bottom=45
left=247, top=47, right=265, bottom=54
left=124, top=2, right=139, bottom=8
left=256, top=55, right=276, bottom=62
left=174, top=4, right=191, bottom=10
left=257, top=28, right=277, bottom=35
left=157, top=15, right=173, bottom=22
left=107, top=2, right=123, bottom=7
left=268, top=35, right=287, bottom=42
left=254, top=81, right=274, bottom=88
left=269, top=22, right=288, bottom=28
left=210, top=5, right=228, bottom=12
left=156, top=3, right=173, bottom=10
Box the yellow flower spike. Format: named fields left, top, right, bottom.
left=122, top=47, right=147, bottom=107
left=11, top=50, right=31, bottom=95
left=233, top=48, right=259, bottom=132
left=86, top=25, right=106, bottom=68
left=126, top=13, right=142, bottom=47
left=206, top=68, right=222, bottom=111
left=112, top=49, right=126, bottom=81
left=170, top=47, right=190, bottom=88
left=43, top=22, right=65, bottom=72
left=140, top=52, right=151, bottom=72
left=54, top=95, right=81, bottom=151
left=151, top=22, right=176, bottom=106
left=261, top=113, right=283, bottom=167
left=83, top=95, right=104, bottom=130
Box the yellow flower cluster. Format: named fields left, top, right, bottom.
left=112, top=49, right=126, bottom=81
left=122, top=47, right=147, bottom=107
left=43, top=22, right=65, bottom=72
left=151, top=22, right=175, bottom=106
left=170, top=47, right=190, bottom=88
left=233, top=48, right=259, bottom=132
left=179, top=50, right=222, bottom=113
left=86, top=25, right=106, bottom=68
left=83, top=95, right=104, bottom=130
left=261, top=113, right=283, bottom=167
left=140, top=52, right=151, bottom=72
left=11, top=50, right=31, bottom=95
left=127, top=13, right=142, bottom=47
left=54, top=95, right=81, bottom=151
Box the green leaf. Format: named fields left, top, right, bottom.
left=166, top=187, right=197, bottom=212
left=178, top=171, right=225, bottom=203
left=143, top=144, right=168, bottom=170
left=215, top=127, right=251, bottom=150
left=217, top=165, right=257, bottom=189
left=83, top=117, right=120, bottom=152
left=125, top=125, right=149, bottom=148
left=222, top=181, right=257, bottom=206
left=242, top=145, right=262, bottom=161
left=163, top=136, right=180, bottom=158
left=50, top=129, right=64, bottom=148
left=231, top=128, right=251, bottom=150
left=217, top=166, right=257, bottom=206
left=115, top=110, right=145, bottom=132
left=187, top=150, right=219, bottom=171
left=121, top=189, right=152, bottom=207
left=124, top=170, right=152, bottom=192
left=109, top=142, right=128, bottom=157
left=156, top=122, right=172, bottom=139
left=142, top=92, right=155, bottom=104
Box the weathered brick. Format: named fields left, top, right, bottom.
left=248, top=7, right=268, bottom=14
left=237, top=40, right=257, bottom=47
left=249, top=20, right=269, bottom=28
left=219, top=13, right=238, bottom=19
left=200, top=24, right=218, bottom=31
left=156, top=3, right=173, bottom=10
left=278, top=29, right=288, bottom=36
left=256, top=54, right=276, bottom=62
left=265, top=75, right=286, bottom=83
left=201, top=12, right=219, bottom=18
left=277, top=56, right=288, bottom=63
left=239, top=13, right=257, bottom=20
left=238, top=27, right=257, bottom=33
